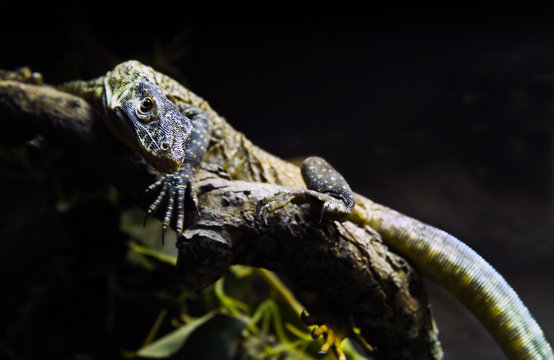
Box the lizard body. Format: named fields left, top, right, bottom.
left=59, top=60, right=553, bottom=360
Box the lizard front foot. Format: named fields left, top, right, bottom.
left=144, top=163, right=198, bottom=243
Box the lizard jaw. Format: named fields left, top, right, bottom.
left=140, top=146, right=184, bottom=174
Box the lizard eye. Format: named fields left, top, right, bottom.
left=140, top=98, right=153, bottom=112
left=136, top=97, right=155, bottom=120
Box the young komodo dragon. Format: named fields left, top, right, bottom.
left=59, top=60, right=554, bottom=360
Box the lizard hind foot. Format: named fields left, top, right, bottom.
left=301, top=311, right=373, bottom=360
left=255, top=156, right=356, bottom=225
left=255, top=191, right=299, bottom=225
left=313, top=324, right=347, bottom=360
left=255, top=188, right=353, bottom=225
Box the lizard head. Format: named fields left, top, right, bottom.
left=104, top=78, right=192, bottom=173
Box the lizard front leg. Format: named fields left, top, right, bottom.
left=145, top=106, right=211, bottom=243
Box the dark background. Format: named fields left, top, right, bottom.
left=1, top=3, right=552, bottom=359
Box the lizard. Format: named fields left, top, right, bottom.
left=58, top=60, right=554, bottom=360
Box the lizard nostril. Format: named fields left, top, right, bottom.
left=160, top=142, right=169, bottom=151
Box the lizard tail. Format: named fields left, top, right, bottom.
left=360, top=201, right=554, bottom=360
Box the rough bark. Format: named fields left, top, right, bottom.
left=0, top=71, right=442, bottom=359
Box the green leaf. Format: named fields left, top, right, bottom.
left=127, top=240, right=177, bottom=266
left=136, top=312, right=217, bottom=358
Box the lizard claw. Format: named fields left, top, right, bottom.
left=255, top=191, right=299, bottom=225
left=302, top=311, right=373, bottom=360
left=255, top=188, right=351, bottom=225
left=319, top=202, right=330, bottom=224
left=254, top=201, right=266, bottom=225
left=161, top=224, right=167, bottom=245
left=311, top=323, right=347, bottom=360
left=255, top=199, right=275, bottom=226
left=144, top=164, right=197, bottom=243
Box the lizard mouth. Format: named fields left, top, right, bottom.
left=139, top=146, right=184, bottom=174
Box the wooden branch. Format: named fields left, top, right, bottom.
left=0, top=71, right=442, bottom=359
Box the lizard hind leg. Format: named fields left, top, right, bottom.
left=256, top=156, right=356, bottom=224
left=300, top=156, right=356, bottom=219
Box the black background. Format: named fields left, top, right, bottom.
left=1, top=3, right=552, bottom=359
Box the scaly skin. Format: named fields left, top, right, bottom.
left=58, top=62, right=193, bottom=173
left=354, top=200, right=554, bottom=360
left=59, top=60, right=554, bottom=360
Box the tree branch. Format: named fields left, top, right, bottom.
left=0, top=71, right=442, bottom=359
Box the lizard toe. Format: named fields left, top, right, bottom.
left=302, top=311, right=370, bottom=360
